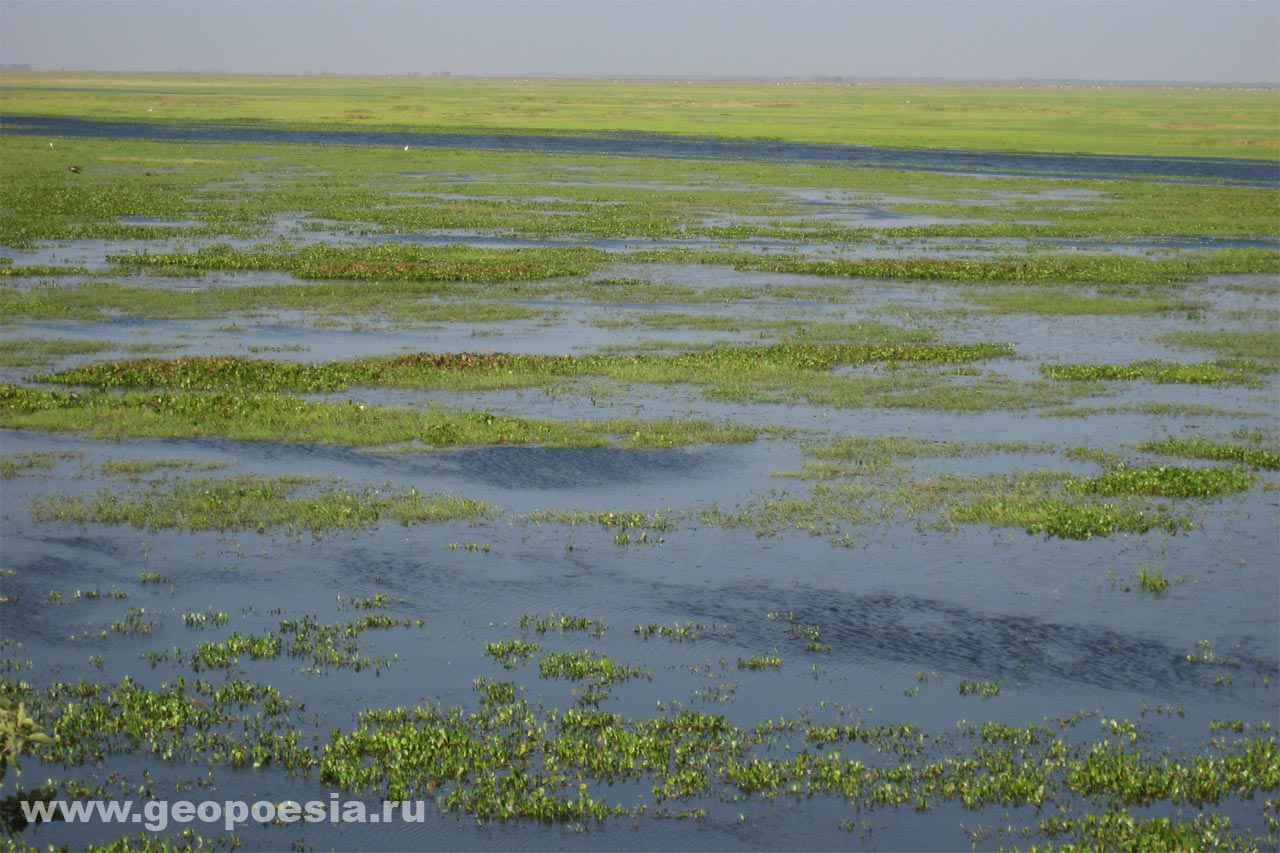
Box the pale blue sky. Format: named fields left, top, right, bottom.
left=1, top=1, right=1276, bottom=84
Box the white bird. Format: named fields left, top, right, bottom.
left=49, top=141, right=55, bottom=150
left=404, top=145, right=410, bottom=151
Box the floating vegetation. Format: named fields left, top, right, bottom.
left=110, top=243, right=607, bottom=282
left=525, top=509, right=678, bottom=534
left=518, top=613, right=607, bottom=636
left=181, top=609, right=230, bottom=629
left=39, top=342, right=1016, bottom=394
left=1140, top=434, right=1280, bottom=470
left=958, top=680, right=1002, bottom=698
left=0, top=384, right=756, bottom=449
left=1041, top=359, right=1274, bottom=386
left=484, top=639, right=542, bottom=668
left=4, top=609, right=1279, bottom=846
left=28, top=475, right=493, bottom=535
left=721, top=249, right=1280, bottom=285
left=715, top=459, right=1201, bottom=541
left=949, top=499, right=1191, bottom=540
left=108, top=607, right=160, bottom=636
left=187, top=613, right=414, bottom=673
left=634, top=622, right=726, bottom=642
left=1066, top=465, right=1256, bottom=499
left=1184, top=640, right=1241, bottom=668
left=537, top=650, right=650, bottom=686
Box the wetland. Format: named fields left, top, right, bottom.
left=0, top=73, right=1277, bottom=852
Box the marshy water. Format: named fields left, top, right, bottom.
left=1, top=120, right=1277, bottom=851
left=6, top=114, right=1280, bottom=186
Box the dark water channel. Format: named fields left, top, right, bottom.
left=6, top=114, right=1279, bottom=186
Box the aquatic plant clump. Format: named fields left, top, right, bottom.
left=39, top=342, right=1017, bottom=394
left=0, top=384, right=757, bottom=449
left=1041, top=359, right=1274, bottom=385
left=28, top=476, right=494, bottom=534
left=1066, top=465, right=1257, bottom=499
left=110, top=243, right=608, bottom=282
left=1140, top=435, right=1280, bottom=470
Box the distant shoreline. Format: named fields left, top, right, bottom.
left=2, top=67, right=1276, bottom=90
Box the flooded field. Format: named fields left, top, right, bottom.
left=1, top=94, right=1278, bottom=852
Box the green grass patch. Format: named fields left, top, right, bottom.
left=0, top=279, right=547, bottom=326
left=6, top=73, right=1279, bottom=158
left=99, top=457, right=230, bottom=478
left=950, top=499, right=1191, bottom=539
left=1139, top=434, right=1280, bottom=470
left=111, top=243, right=606, bottom=282
left=29, top=475, right=494, bottom=534
left=715, top=250, right=1280, bottom=286
left=39, top=342, right=1015, bottom=395
left=1066, top=465, right=1256, bottom=499
left=0, top=383, right=756, bottom=449
left=1041, top=359, right=1273, bottom=385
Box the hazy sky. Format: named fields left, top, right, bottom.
left=1, top=0, right=1277, bottom=84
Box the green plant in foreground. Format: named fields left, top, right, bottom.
left=0, top=696, right=53, bottom=786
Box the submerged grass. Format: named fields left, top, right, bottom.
left=1160, top=328, right=1280, bottom=361
left=0, top=451, right=70, bottom=478
left=969, top=288, right=1207, bottom=315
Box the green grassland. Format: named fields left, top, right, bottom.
left=2, top=72, right=1278, bottom=158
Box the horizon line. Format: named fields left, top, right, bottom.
left=1, top=67, right=1277, bottom=90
